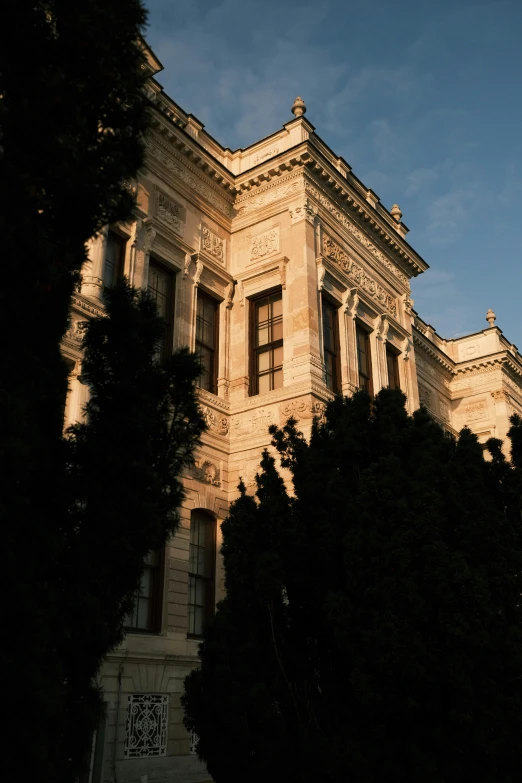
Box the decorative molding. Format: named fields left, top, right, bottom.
left=200, top=404, right=229, bottom=435
left=191, top=458, right=221, bottom=486
left=70, top=294, right=105, bottom=318
left=280, top=398, right=327, bottom=423
left=250, top=226, right=279, bottom=261
left=201, top=223, right=224, bottom=263
left=253, top=147, right=280, bottom=165
left=306, top=182, right=409, bottom=286
left=322, top=234, right=397, bottom=316
left=146, top=140, right=233, bottom=216
left=235, top=176, right=303, bottom=217
left=288, top=198, right=317, bottom=225
left=193, top=259, right=204, bottom=288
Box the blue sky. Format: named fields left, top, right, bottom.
left=144, top=0, right=521, bottom=346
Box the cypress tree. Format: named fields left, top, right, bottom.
left=183, top=389, right=522, bottom=783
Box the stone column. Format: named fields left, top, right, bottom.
left=342, top=288, right=360, bottom=394
left=285, top=198, right=323, bottom=388
left=81, top=226, right=108, bottom=299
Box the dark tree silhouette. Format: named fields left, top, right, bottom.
left=0, top=4, right=204, bottom=781
left=184, top=390, right=522, bottom=783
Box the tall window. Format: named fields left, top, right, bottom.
left=188, top=511, right=215, bottom=637
left=103, top=232, right=125, bottom=288
left=126, top=550, right=163, bottom=633
left=196, top=290, right=219, bottom=394
left=252, top=290, right=283, bottom=395
left=322, top=296, right=341, bottom=394
left=356, top=324, right=373, bottom=395
left=148, top=259, right=175, bottom=363
left=386, top=345, right=400, bottom=390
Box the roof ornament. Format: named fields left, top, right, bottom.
left=486, top=308, right=497, bottom=327
left=390, top=203, right=402, bottom=223
left=291, top=96, right=306, bottom=117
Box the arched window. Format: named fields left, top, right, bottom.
left=188, top=510, right=216, bottom=637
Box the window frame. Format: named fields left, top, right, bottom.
left=187, top=510, right=216, bottom=639
left=195, top=288, right=219, bottom=395
left=126, top=547, right=165, bottom=634
left=249, top=287, right=284, bottom=397
left=356, top=322, right=374, bottom=396
left=385, top=343, right=401, bottom=390
left=103, top=231, right=126, bottom=289
left=321, top=294, right=341, bottom=394
left=147, top=257, right=175, bottom=363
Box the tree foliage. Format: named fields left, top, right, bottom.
left=0, top=4, right=206, bottom=781
left=183, top=390, right=522, bottom=783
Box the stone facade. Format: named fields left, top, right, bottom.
left=61, top=44, right=522, bottom=783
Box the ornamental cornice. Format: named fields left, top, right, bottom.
left=303, top=170, right=424, bottom=277
left=412, top=331, right=454, bottom=374
left=454, top=352, right=522, bottom=379
left=145, top=135, right=234, bottom=217
left=306, top=180, right=411, bottom=288
left=196, top=387, right=230, bottom=413
left=70, top=293, right=105, bottom=318
left=148, top=117, right=236, bottom=195
left=320, top=234, right=397, bottom=316
left=233, top=170, right=305, bottom=217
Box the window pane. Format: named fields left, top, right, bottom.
left=140, top=568, right=152, bottom=599
left=195, top=578, right=207, bottom=606
left=273, top=346, right=283, bottom=368
left=193, top=606, right=205, bottom=637
left=272, top=320, right=283, bottom=342
left=257, top=325, right=269, bottom=346
left=273, top=369, right=283, bottom=389
left=137, top=597, right=150, bottom=629
left=257, top=303, right=269, bottom=324
left=258, top=373, right=271, bottom=394
left=272, top=296, right=282, bottom=318
left=258, top=350, right=270, bottom=372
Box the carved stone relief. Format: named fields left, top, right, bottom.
left=202, top=224, right=224, bottom=263
left=280, top=398, right=327, bottom=424
left=235, top=178, right=302, bottom=216
left=418, top=384, right=434, bottom=410
left=322, top=234, right=397, bottom=316
left=156, top=190, right=182, bottom=233
left=231, top=408, right=276, bottom=437
left=191, top=458, right=221, bottom=486
left=200, top=405, right=229, bottom=436
left=460, top=400, right=488, bottom=423
left=250, top=227, right=279, bottom=260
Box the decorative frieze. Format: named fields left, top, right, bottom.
left=235, top=177, right=302, bottom=217
left=202, top=224, right=224, bottom=262
left=250, top=226, right=279, bottom=260
left=200, top=405, right=229, bottom=436
left=306, top=182, right=409, bottom=286
left=322, top=234, right=397, bottom=317
left=280, top=398, right=327, bottom=423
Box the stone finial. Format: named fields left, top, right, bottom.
left=486, top=308, right=497, bottom=327
left=291, top=96, right=306, bottom=117
left=390, top=203, right=402, bottom=222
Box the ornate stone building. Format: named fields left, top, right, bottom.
left=63, top=44, right=522, bottom=783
